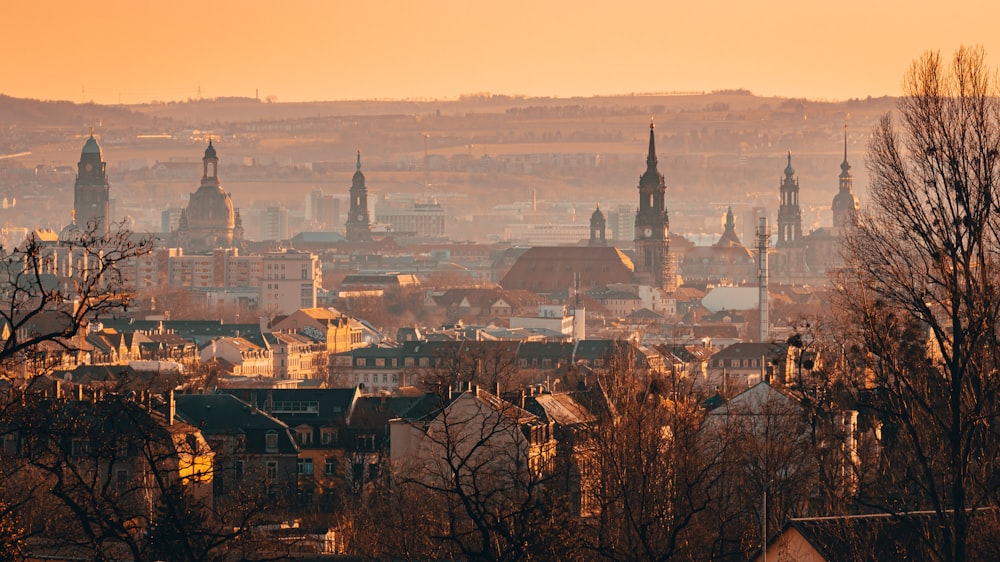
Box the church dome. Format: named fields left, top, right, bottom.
left=186, top=185, right=235, bottom=230
left=784, top=152, right=794, bottom=176
left=204, top=140, right=217, bottom=160
left=590, top=205, right=605, bottom=224
left=832, top=189, right=859, bottom=212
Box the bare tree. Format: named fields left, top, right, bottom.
left=837, top=46, right=1000, bottom=562
left=0, top=220, right=152, bottom=375
left=582, top=347, right=725, bottom=562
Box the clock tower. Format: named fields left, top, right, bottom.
left=634, top=122, right=672, bottom=291
left=346, top=150, right=372, bottom=242
left=74, top=129, right=110, bottom=234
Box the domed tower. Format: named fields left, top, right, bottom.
left=346, top=150, right=372, bottom=242
left=180, top=140, right=235, bottom=252
left=634, top=121, right=672, bottom=291
left=589, top=204, right=606, bottom=247
left=832, top=126, right=860, bottom=229
left=776, top=152, right=802, bottom=247
left=74, top=129, right=110, bottom=234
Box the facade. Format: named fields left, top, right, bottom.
left=345, top=151, right=372, bottom=242
left=73, top=130, right=110, bottom=234
left=200, top=336, right=274, bottom=377
left=633, top=122, right=673, bottom=292
left=258, top=250, right=322, bottom=317
left=374, top=196, right=446, bottom=238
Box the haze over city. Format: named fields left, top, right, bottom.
left=2, top=2, right=1000, bottom=560
left=4, top=0, right=1000, bottom=104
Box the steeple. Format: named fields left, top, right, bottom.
left=646, top=120, right=658, bottom=171
left=347, top=148, right=372, bottom=242
left=833, top=125, right=860, bottom=228
left=777, top=151, right=802, bottom=247
left=715, top=206, right=742, bottom=247
left=839, top=125, right=851, bottom=178
left=634, top=121, right=673, bottom=291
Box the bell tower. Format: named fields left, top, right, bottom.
left=346, top=150, right=372, bottom=242
left=74, top=129, right=110, bottom=234
left=634, top=122, right=672, bottom=290
left=832, top=126, right=860, bottom=229
left=589, top=204, right=606, bottom=247
left=776, top=152, right=802, bottom=247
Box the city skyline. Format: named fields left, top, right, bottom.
left=3, top=1, right=999, bottom=105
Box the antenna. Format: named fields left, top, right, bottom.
left=756, top=216, right=770, bottom=342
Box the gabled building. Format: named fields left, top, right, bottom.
left=174, top=393, right=298, bottom=502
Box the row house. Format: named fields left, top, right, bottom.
left=389, top=385, right=558, bottom=492
left=268, top=331, right=326, bottom=379
left=334, top=339, right=667, bottom=394
left=201, top=336, right=273, bottom=377
left=706, top=342, right=794, bottom=394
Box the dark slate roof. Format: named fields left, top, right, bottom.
left=174, top=393, right=298, bottom=455
left=222, top=387, right=360, bottom=427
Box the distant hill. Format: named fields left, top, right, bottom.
left=0, top=95, right=149, bottom=128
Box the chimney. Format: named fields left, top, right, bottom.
left=168, top=389, right=176, bottom=426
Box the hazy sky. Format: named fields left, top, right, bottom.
left=4, top=1, right=999, bottom=104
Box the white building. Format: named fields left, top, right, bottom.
left=258, top=250, right=322, bottom=317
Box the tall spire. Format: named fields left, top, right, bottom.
left=784, top=151, right=794, bottom=177
left=646, top=119, right=658, bottom=170
left=356, top=149, right=362, bottom=172
left=840, top=125, right=851, bottom=177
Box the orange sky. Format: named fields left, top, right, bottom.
left=3, top=1, right=999, bottom=104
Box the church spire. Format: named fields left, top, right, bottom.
left=646, top=120, right=658, bottom=171
left=840, top=125, right=851, bottom=177
left=356, top=149, right=362, bottom=172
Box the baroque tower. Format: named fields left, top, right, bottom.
left=634, top=122, right=672, bottom=291
left=776, top=152, right=802, bottom=247
left=346, top=150, right=372, bottom=242
left=177, top=141, right=236, bottom=252
left=74, top=129, right=110, bottom=233
left=832, top=126, right=860, bottom=228
left=589, top=204, right=606, bottom=247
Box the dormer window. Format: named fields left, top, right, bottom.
left=265, top=431, right=279, bottom=453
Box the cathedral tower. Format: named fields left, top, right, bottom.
left=74, top=129, right=110, bottom=234
left=832, top=126, right=860, bottom=228
left=776, top=152, right=802, bottom=247
left=634, top=122, right=672, bottom=291
left=346, top=150, right=372, bottom=242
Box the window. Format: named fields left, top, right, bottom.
left=266, top=461, right=278, bottom=479
left=324, top=457, right=337, bottom=476
left=234, top=460, right=245, bottom=480
left=321, top=428, right=337, bottom=445
left=297, top=458, right=314, bottom=475
left=356, top=434, right=375, bottom=451
left=296, top=427, right=313, bottom=446
left=265, top=431, right=279, bottom=453
left=116, top=469, right=129, bottom=492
